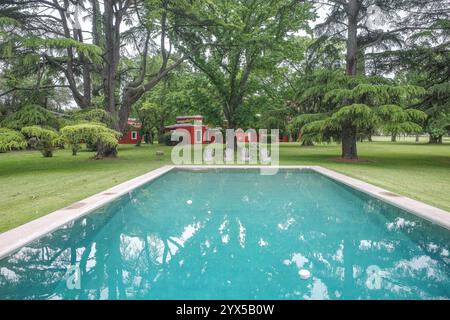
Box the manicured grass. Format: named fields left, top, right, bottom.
left=278, top=142, right=450, bottom=213
left=0, top=140, right=449, bottom=233
left=0, top=145, right=173, bottom=233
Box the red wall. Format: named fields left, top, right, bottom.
left=119, top=129, right=144, bottom=144
left=163, top=127, right=290, bottom=145
left=173, top=126, right=208, bottom=144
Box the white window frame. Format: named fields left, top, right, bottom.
left=195, top=129, right=202, bottom=144
left=131, top=131, right=138, bottom=140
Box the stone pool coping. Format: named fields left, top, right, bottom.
left=0, top=165, right=449, bottom=259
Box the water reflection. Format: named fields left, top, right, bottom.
left=0, top=169, right=449, bottom=299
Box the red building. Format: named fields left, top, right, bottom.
left=164, top=115, right=209, bottom=144
left=119, top=119, right=145, bottom=144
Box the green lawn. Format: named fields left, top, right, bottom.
left=0, top=140, right=449, bottom=233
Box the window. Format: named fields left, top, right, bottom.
left=195, top=130, right=202, bottom=143
left=131, top=131, right=138, bottom=140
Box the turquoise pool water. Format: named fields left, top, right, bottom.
left=0, top=169, right=449, bottom=300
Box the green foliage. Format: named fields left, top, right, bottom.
left=134, top=70, right=224, bottom=142
left=376, top=104, right=407, bottom=122
left=405, top=109, right=428, bottom=123
left=324, top=84, right=425, bottom=107
left=300, top=117, right=342, bottom=144
left=294, top=70, right=390, bottom=116
left=256, top=104, right=292, bottom=134
left=161, top=132, right=175, bottom=146
left=427, top=113, right=450, bottom=141
left=20, top=37, right=103, bottom=64
left=389, top=10, right=450, bottom=142
left=76, top=109, right=111, bottom=123
left=330, top=104, right=378, bottom=128
left=301, top=120, right=327, bottom=144
left=288, top=113, right=327, bottom=141
left=0, top=128, right=27, bottom=153
left=376, top=105, right=427, bottom=138
left=21, top=126, right=59, bottom=157
left=0, top=17, right=20, bottom=28
left=60, top=123, right=120, bottom=157
left=61, top=108, right=113, bottom=127
left=2, top=105, right=58, bottom=130
left=170, top=0, right=314, bottom=127
left=21, top=125, right=58, bottom=139
left=291, top=71, right=427, bottom=145
left=424, top=82, right=450, bottom=117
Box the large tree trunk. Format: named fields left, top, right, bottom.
left=226, top=117, right=236, bottom=130
left=103, top=0, right=122, bottom=130
left=345, top=0, right=359, bottom=76
left=48, top=1, right=92, bottom=109
left=100, top=1, right=121, bottom=157
left=391, top=133, right=397, bottom=142
left=92, top=0, right=104, bottom=48
left=342, top=124, right=358, bottom=159
left=73, top=27, right=92, bottom=108
left=157, top=120, right=167, bottom=143
left=118, top=56, right=186, bottom=133
left=135, top=127, right=145, bottom=147
left=356, top=49, right=366, bottom=76
left=224, top=101, right=238, bottom=129
left=118, top=96, right=134, bottom=132
left=94, top=141, right=118, bottom=159
left=429, top=135, right=443, bottom=144
left=341, top=0, right=360, bottom=160
left=146, top=131, right=153, bottom=144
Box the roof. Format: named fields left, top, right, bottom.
left=165, top=123, right=207, bottom=129
left=127, top=118, right=142, bottom=128
left=176, top=115, right=204, bottom=121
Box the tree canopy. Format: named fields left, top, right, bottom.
left=0, top=0, right=448, bottom=159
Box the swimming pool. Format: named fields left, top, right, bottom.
left=0, top=167, right=449, bottom=299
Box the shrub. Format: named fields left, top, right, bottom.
left=0, top=128, right=28, bottom=153
left=60, top=123, right=120, bottom=158
left=21, top=126, right=60, bottom=157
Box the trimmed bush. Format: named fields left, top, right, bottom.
left=21, top=126, right=60, bottom=157
left=0, top=128, right=28, bottom=153
left=60, top=123, right=120, bottom=158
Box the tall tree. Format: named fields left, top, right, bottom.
left=108, top=0, right=186, bottom=132
left=169, top=0, right=313, bottom=128
left=290, top=70, right=427, bottom=152
left=133, top=65, right=224, bottom=143
left=1, top=0, right=187, bottom=135
left=311, top=0, right=444, bottom=158
left=367, top=2, right=450, bottom=144
left=0, top=1, right=83, bottom=110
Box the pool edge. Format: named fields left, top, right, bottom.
left=0, top=165, right=175, bottom=260
left=310, top=166, right=450, bottom=230
left=0, top=164, right=449, bottom=260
